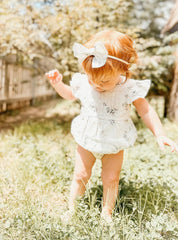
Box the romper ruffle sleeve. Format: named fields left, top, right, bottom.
left=127, top=79, right=151, bottom=104
left=70, top=75, right=152, bottom=155
left=70, top=73, right=87, bottom=99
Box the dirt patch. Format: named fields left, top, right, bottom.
left=0, top=99, right=80, bottom=131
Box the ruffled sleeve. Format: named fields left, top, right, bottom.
left=127, top=79, right=151, bottom=103
left=70, top=73, right=87, bottom=99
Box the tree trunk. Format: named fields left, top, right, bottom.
left=168, top=49, right=178, bottom=123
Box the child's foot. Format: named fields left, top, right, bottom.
left=61, top=209, right=74, bottom=224
left=100, top=210, right=113, bottom=225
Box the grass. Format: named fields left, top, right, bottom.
left=0, top=100, right=178, bottom=240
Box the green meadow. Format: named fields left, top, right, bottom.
left=0, top=100, right=177, bottom=240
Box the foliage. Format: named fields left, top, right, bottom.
left=0, top=0, right=134, bottom=77
left=127, top=0, right=176, bottom=97
left=0, top=0, right=176, bottom=95
left=0, top=100, right=178, bottom=239
left=127, top=0, right=174, bottom=37
left=134, top=36, right=175, bottom=96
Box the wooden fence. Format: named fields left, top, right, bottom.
left=0, top=59, right=55, bottom=113
left=0, top=59, right=166, bottom=118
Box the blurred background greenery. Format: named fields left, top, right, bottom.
left=0, top=0, right=178, bottom=119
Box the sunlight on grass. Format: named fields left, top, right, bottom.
left=0, top=106, right=178, bottom=239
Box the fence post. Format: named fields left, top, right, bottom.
left=31, top=60, right=39, bottom=106
left=31, top=76, right=36, bottom=105
left=4, top=63, right=9, bottom=99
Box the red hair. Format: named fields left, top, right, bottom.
left=82, top=30, right=137, bottom=85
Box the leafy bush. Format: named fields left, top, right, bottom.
left=0, top=0, right=176, bottom=97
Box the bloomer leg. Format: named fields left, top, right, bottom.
left=69, top=145, right=96, bottom=211
left=101, top=150, right=124, bottom=217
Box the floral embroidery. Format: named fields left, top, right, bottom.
left=110, top=120, right=116, bottom=125
left=103, top=102, right=118, bottom=115
left=107, top=107, right=118, bottom=114
left=132, top=90, right=136, bottom=95
left=90, top=104, right=97, bottom=112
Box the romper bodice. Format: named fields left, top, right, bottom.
left=70, top=73, right=151, bottom=154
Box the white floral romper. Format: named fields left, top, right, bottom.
left=70, top=73, right=151, bottom=158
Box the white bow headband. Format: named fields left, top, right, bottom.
left=73, top=41, right=129, bottom=68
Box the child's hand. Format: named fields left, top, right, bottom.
left=156, top=136, right=178, bottom=153
left=45, top=69, right=62, bottom=85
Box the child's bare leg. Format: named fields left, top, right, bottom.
left=69, top=145, right=96, bottom=211
left=101, top=150, right=124, bottom=217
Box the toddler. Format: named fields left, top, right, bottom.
left=45, top=30, right=178, bottom=222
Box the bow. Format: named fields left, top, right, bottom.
left=73, top=41, right=109, bottom=68
left=73, top=41, right=129, bottom=68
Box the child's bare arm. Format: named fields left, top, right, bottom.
left=133, top=98, right=178, bottom=153
left=45, top=69, right=77, bottom=101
